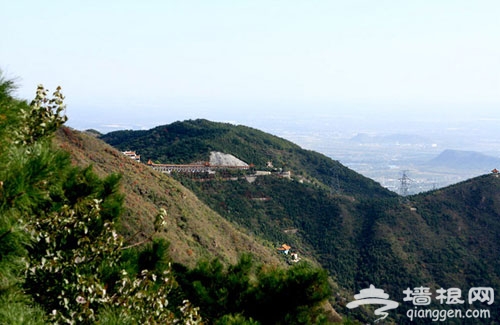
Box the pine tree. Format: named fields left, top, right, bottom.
left=0, top=75, right=202, bottom=324
left=0, top=71, right=47, bottom=324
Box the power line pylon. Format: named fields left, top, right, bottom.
left=399, top=170, right=411, bottom=197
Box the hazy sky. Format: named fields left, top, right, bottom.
left=2, top=0, right=499, bottom=132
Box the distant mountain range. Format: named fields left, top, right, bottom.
left=425, top=149, right=500, bottom=171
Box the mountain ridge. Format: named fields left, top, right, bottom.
left=55, top=126, right=286, bottom=268
left=101, top=119, right=395, bottom=200
left=0, top=76, right=343, bottom=324
left=101, top=119, right=500, bottom=322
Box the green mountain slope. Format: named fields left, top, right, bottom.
left=56, top=126, right=286, bottom=268
left=1, top=76, right=342, bottom=323
left=101, top=119, right=393, bottom=199
left=410, top=174, right=500, bottom=287
left=56, top=126, right=344, bottom=323
left=101, top=119, right=500, bottom=323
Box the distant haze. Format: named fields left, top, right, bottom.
left=2, top=1, right=499, bottom=190
left=1, top=0, right=499, bottom=134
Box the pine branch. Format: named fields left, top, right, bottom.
left=121, top=235, right=153, bottom=250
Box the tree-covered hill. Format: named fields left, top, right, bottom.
left=191, top=170, right=500, bottom=323
left=55, top=127, right=345, bottom=324
left=101, top=119, right=394, bottom=199
left=102, top=119, right=500, bottom=323
left=409, top=174, right=500, bottom=288
left=0, top=75, right=342, bottom=324
left=55, top=126, right=286, bottom=268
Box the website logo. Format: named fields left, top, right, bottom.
left=347, top=284, right=494, bottom=322
left=346, top=284, right=399, bottom=322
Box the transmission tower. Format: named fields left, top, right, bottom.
left=398, top=170, right=412, bottom=196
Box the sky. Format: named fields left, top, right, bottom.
left=1, top=0, right=500, bottom=133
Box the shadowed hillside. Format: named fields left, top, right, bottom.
left=410, top=174, right=500, bottom=287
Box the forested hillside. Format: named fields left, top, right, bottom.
left=104, top=119, right=500, bottom=323
left=55, top=127, right=285, bottom=268
left=4, top=72, right=499, bottom=323
left=101, top=119, right=393, bottom=199
left=0, top=76, right=341, bottom=324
